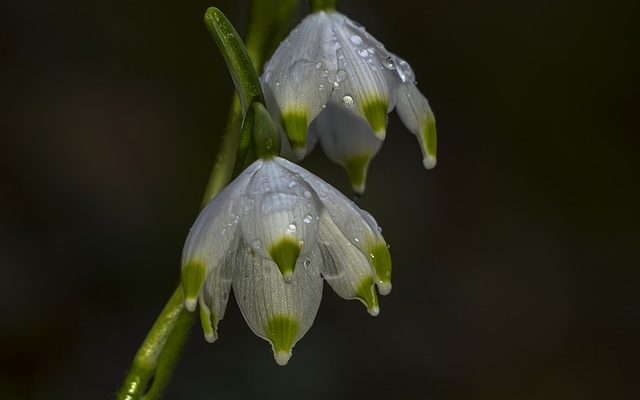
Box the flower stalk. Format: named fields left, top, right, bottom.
left=117, top=3, right=299, bottom=398
left=309, top=0, right=336, bottom=12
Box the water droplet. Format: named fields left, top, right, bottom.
left=264, top=71, right=272, bottom=82
left=274, top=80, right=280, bottom=87
left=318, top=84, right=324, bottom=91
left=367, top=47, right=376, bottom=55
left=358, top=49, right=369, bottom=58
left=303, top=260, right=311, bottom=267
left=333, top=81, right=340, bottom=89
left=288, top=181, right=296, bottom=188
left=303, top=190, right=312, bottom=199
left=320, top=69, right=329, bottom=79
left=350, top=35, right=363, bottom=45
left=251, top=239, right=263, bottom=249
left=320, top=104, right=326, bottom=109
left=316, top=62, right=322, bottom=69
left=232, top=214, right=240, bottom=224
left=336, top=69, right=347, bottom=82
left=354, top=237, right=360, bottom=243
left=377, top=226, right=383, bottom=233
left=303, top=214, right=313, bottom=224
left=287, top=223, right=297, bottom=233
left=341, top=95, right=354, bottom=108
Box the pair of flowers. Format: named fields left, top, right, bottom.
left=181, top=8, right=436, bottom=365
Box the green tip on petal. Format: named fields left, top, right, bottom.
left=355, top=277, right=380, bottom=316
left=343, top=153, right=371, bottom=194
left=199, top=302, right=219, bottom=343
left=281, top=110, right=308, bottom=159
left=367, top=242, right=392, bottom=295
left=181, top=260, right=206, bottom=312
left=265, top=315, right=299, bottom=366
left=268, top=237, right=302, bottom=283
left=362, top=98, right=388, bottom=139
left=422, top=113, right=437, bottom=169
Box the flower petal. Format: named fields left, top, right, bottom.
left=312, top=102, right=382, bottom=193
left=275, top=157, right=392, bottom=294
left=181, top=161, right=261, bottom=310
left=262, top=13, right=333, bottom=157
left=395, top=81, right=437, bottom=169
left=239, top=160, right=322, bottom=282
left=198, top=250, right=234, bottom=342
left=232, top=240, right=323, bottom=365
left=317, top=214, right=380, bottom=315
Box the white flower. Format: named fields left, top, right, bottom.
left=261, top=10, right=437, bottom=192
left=181, top=156, right=391, bottom=365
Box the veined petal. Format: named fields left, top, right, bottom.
left=239, top=160, right=322, bottom=282
left=198, top=249, right=234, bottom=342
left=232, top=240, right=323, bottom=365
left=181, top=161, right=261, bottom=311
left=325, top=12, right=398, bottom=139
left=262, top=13, right=333, bottom=157
left=312, top=102, right=382, bottom=193
left=395, top=78, right=437, bottom=169
left=317, top=215, right=379, bottom=315
left=275, top=157, right=392, bottom=294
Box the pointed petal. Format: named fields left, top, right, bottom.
left=325, top=13, right=398, bottom=138
left=239, top=160, right=322, bottom=281
left=317, top=215, right=380, bottom=315
left=198, top=247, right=235, bottom=342
left=312, top=103, right=382, bottom=193
left=274, top=157, right=392, bottom=293
left=396, top=82, right=437, bottom=169
left=262, top=13, right=333, bottom=156
left=232, top=240, right=323, bottom=365
left=181, top=161, right=261, bottom=309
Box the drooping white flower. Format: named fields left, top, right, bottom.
left=261, top=10, right=437, bottom=192
left=181, top=156, right=391, bottom=365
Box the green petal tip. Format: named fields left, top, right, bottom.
left=265, top=315, right=299, bottom=366
left=268, top=237, right=302, bottom=283
left=181, top=260, right=206, bottom=312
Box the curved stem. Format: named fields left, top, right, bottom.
left=116, top=288, right=193, bottom=400
left=117, top=2, right=301, bottom=399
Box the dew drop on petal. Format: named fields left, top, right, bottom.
left=341, top=95, right=354, bottom=108
left=303, top=190, right=312, bottom=199
left=288, top=181, right=296, bottom=188
left=303, top=259, right=311, bottom=267
left=350, top=35, right=363, bottom=45
left=303, top=214, right=313, bottom=224
left=274, top=80, right=280, bottom=87
left=318, top=84, right=324, bottom=91
left=367, top=47, right=376, bottom=55
left=251, top=239, right=263, bottom=249
left=358, top=49, right=369, bottom=58
left=287, top=223, right=297, bottom=233
left=336, top=69, right=347, bottom=82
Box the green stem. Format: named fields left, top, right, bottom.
left=310, top=0, right=336, bottom=12
left=117, top=2, right=301, bottom=399
left=202, top=0, right=299, bottom=204
left=116, top=288, right=193, bottom=400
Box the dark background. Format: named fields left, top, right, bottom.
left=1, top=0, right=639, bottom=399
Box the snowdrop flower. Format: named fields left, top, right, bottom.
left=261, top=9, right=437, bottom=192
left=181, top=156, right=391, bottom=365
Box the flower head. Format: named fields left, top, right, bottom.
left=181, top=156, right=391, bottom=365
left=261, top=10, right=437, bottom=192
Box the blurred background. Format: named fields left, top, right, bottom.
left=1, top=0, right=639, bottom=399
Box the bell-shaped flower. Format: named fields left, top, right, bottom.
left=180, top=156, right=391, bottom=365
left=261, top=9, right=437, bottom=192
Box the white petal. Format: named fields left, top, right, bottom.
left=239, top=160, right=322, bottom=281
left=317, top=214, right=380, bottom=315
left=312, top=102, right=382, bottom=193
left=262, top=13, right=333, bottom=155
left=274, top=157, right=392, bottom=293
left=232, top=240, right=323, bottom=365
left=198, top=249, right=234, bottom=342
left=325, top=12, right=399, bottom=138
left=395, top=73, right=437, bottom=169
left=181, top=161, right=262, bottom=309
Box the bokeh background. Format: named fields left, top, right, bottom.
left=1, top=0, right=639, bottom=399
